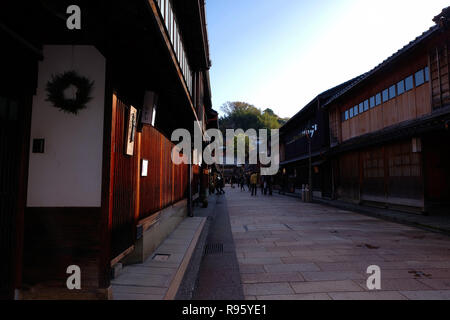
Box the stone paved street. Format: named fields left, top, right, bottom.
left=224, top=187, right=450, bottom=300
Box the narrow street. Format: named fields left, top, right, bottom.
left=195, top=187, right=450, bottom=300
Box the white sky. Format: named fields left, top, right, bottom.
left=208, top=0, right=449, bottom=118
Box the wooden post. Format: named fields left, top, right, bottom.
left=187, top=146, right=193, bottom=217
left=99, top=88, right=116, bottom=290
left=134, top=132, right=141, bottom=227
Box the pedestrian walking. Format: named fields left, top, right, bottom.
left=240, top=176, right=246, bottom=191
left=260, top=176, right=264, bottom=195
left=218, top=175, right=225, bottom=194
left=216, top=175, right=224, bottom=195
left=250, top=172, right=258, bottom=196
left=268, top=176, right=273, bottom=196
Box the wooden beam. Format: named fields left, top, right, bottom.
left=110, top=246, right=135, bottom=267
left=0, top=22, right=43, bottom=59
left=436, top=47, right=443, bottom=107
left=428, top=51, right=433, bottom=109
left=134, top=132, right=141, bottom=224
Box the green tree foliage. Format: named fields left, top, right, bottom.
left=219, top=102, right=288, bottom=133
left=219, top=102, right=290, bottom=160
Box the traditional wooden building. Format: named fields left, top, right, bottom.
left=0, top=0, right=216, bottom=300
left=325, top=7, right=450, bottom=214
left=279, top=77, right=361, bottom=198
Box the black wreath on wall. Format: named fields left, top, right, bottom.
left=46, top=70, right=95, bottom=115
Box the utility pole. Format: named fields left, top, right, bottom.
left=308, top=133, right=312, bottom=191
left=306, top=120, right=312, bottom=203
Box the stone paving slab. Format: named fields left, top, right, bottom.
left=313, top=197, right=450, bottom=235
left=399, top=290, right=450, bottom=300
left=192, top=194, right=245, bottom=300
left=225, top=187, right=450, bottom=300
left=111, top=217, right=205, bottom=300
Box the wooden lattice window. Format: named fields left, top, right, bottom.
left=388, top=142, right=421, bottom=177
left=363, top=148, right=384, bottom=179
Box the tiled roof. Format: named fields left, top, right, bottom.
left=323, top=24, right=441, bottom=108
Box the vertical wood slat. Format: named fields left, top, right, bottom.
left=138, top=125, right=189, bottom=221
left=111, top=96, right=137, bottom=259
left=110, top=94, right=191, bottom=256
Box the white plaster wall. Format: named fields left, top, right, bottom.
left=27, top=45, right=106, bottom=207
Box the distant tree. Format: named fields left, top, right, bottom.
left=219, top=102, right=289, bottom=161
left=220, top=101, right=262, bottom=133
left=219, top=101, right=287, bottom=133
left=260, top=109, right=281, bottom=130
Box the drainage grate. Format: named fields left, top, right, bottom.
left=204, top=243, right=224, bottom=256
left=153, top=254, right=171, bottom=261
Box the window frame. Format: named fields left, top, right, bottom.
left=364, top=99, right=369, bottom=112
left=397, top=80, right=405, bottom=95
left=415, top=69, right=425, bottom=87
left=405, top=75, right=414, bottom=91
left=382, top=89, right=389, bottom=103
left=424, top=66, right=430, bottom=82
left=370, top=96, right=375, bottom=109
left=376, top=93, right=382, bottom=106
left=389, top=85, right=396, bottom=100
left=359, top=102, right=364, bottom=114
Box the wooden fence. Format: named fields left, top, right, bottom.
left=111, top=95, right=191, bottom=258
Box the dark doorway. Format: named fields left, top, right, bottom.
left=0, top=95, right=30, bottom=299
left=0, top=31, right=37, bottom=300
left=424, top=132, right=450, bottom=215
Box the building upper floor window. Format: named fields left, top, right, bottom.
left=376, top=93, right=382, bottom=106
left=345, top=110, right=349, bottom=120
left=389, top=85, right=396, bottom=99
left=370, top=96, right=375, bottom=108
left=364, top=99, right=369, bottom=112
left=382, top=89, right=389, bottom=103
left=156, top=0, right=193, bottom=95
left=341, top=66, right=430, bottom=123
left=415, top=69, right=425, bottom=87
left=397, top=80, right=405, bottom=95
left=405, top=75, right=414, bottom=91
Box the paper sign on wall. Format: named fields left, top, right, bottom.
left=126, top=106, right=137, bottom=156
left=142, top=159, right=149, bottom=177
